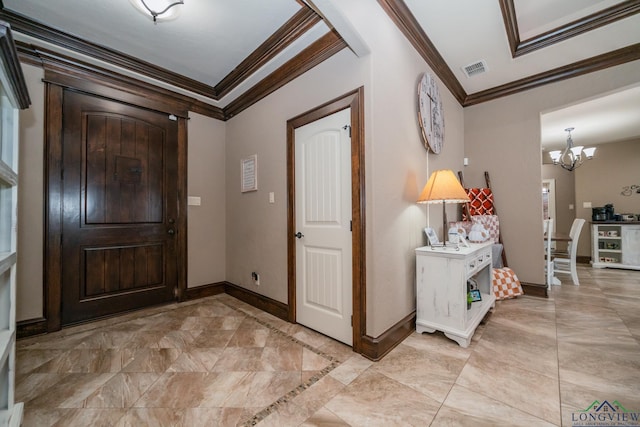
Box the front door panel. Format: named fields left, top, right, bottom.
left=61, top=90, right=178, bottom=325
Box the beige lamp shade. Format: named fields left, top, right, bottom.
left=417, top=169, right=469, bottom=204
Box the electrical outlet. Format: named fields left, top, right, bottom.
left=251, top=272, right=260, bottom=285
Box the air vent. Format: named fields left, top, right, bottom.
left=462, top=60, right=488, bottom=78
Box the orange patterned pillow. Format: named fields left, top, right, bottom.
left=463, top=188, right=494, bottom=220
left=492, top=267, right=523, bottom=300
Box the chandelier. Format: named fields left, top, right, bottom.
left=548, top=127, right=596, bottom=172
left=130, top=0, right=184, bottom=23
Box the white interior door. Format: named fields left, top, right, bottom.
left=295, top=108, right=352, bottom=345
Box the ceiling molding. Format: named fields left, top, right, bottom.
left=500, top=0, right=640, bottom=57
left=381, top=0, right=640, bottom=107
left=0, top=21, right=30, bottom=108
left=224, top=29, right=347, bottom=119
left=463, top=43, right=640, bottom=106
left=0, top=3, right=323, bottom=101
left=16, top=28, right=350, bottom=122
left=0, top=7, right=218, bottom=98
left=214, top=7, right=322, bottom=99
left=17, top=41, right=225, bottom=120
left=376, top=0, right=467, bottom=105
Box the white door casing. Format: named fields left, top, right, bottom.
left=294, top=108, right=352, bottom=345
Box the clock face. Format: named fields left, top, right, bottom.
left=418, top=72, right=444, bottom=154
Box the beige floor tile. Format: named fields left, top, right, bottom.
left=371, top=342, right=467, bottom=403
left=301, top=407, right=350, bottom=426
left=455, top=351, right=561, bottom=425
left=325, top=370, right=440, bottom=426
left=435, top=384, right=558, bottom=426
left=15, top=266, right=640, bottom=426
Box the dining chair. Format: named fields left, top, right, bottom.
left=544, top=219, right=555, bottom=288
left=553, top=218, right=586, bottom=285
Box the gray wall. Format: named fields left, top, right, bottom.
left=464, top=61, right=640, bottom=284
left=574, top=138, right=640, bottom=258
left=224, top=1, right=466, bottom=337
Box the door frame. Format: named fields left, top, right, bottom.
left=43, top=71, right=188, bottom=332
left=286, top=87, right=365, bottom=353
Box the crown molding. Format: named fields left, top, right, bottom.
left=500, top=0, right=640, bottom=58
left=0, top=21, right=30, bottom=108
left=376, top=0, right=467, bottom=105
left=0, top=7, right=219, bottom=98
left=379, top=0, right=640, bottom=107
left=16, top=28, right=350, bottom=122
left=0, top=3, right=322, bottom=101
left=214, top=7, right=322, bottom=99
left=17, top=41, right=224, bottom=120
left=223, top=29, right=347, bottom=119
left=463, top=43, right=640, bottom=106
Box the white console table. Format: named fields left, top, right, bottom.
left=416, top=241, right=495, bottom=348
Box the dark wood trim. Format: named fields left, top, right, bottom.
left=376, top=0, right=467, bottom=105
left=521, top=282, right=548, bottom=298
left=360, top=311, right=415, bottom=361
left=1, top=4, right=323, bottom=102
left=287, top=87, right=366, bottom=354
left=18, top=41, right=225, bottom=120
left=176, top=116, right=188, bottom=302
left=501, top=0, right=640, bottom=58
left=185, top=282, right=226, bottom=300
left=463, top=44, right=640, bottom=106
left=214, top=7, right=322, bottom=99
left=381, top=0, right=640, bottom=107
left=351, top=87, right=366, bottom=355
left=577, top=255, right=591, bottom=265
left=0, top=21, right=30, bottom=108
left=17, top=318, right=47, bottom=339
left=44, top=83, right=63, bottom=332
left=224, top=30, right=348, bottom=119
left=499, top=0, right=520, bottom=57
left=16, top=30, right=349, bottom=121
left=224, top=282, right=289, bottom=322
left=0, top=7, right=218, bottom=99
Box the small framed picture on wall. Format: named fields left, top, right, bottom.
left=241, top=155, right=258, bottom=192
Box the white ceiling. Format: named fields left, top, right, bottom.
left=3, top=0, right=639, bottom=140
left=541, top=84, right=640, bottom=150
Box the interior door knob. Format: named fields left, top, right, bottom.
left=168, top=229, right=175, bottom=235
left=294, top=232, right=304, bottom=239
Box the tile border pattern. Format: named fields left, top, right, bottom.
left=223, top=300, right=343, bottom=426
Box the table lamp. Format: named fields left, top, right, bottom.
left=417, top=169, right=470, bottom=244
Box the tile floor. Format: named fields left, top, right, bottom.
left=15, top=265, right=640, bottom=426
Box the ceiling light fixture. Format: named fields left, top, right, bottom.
left=131, top=0, right=184, bottom=23
left=548, top=127, right=596, bottom=172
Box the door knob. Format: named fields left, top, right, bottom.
left=168, top=229, right=175, bottom=235
left=294, top=232, right=304, bottom=239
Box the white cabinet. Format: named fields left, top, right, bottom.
left=0, top=23, right=30, bottom=427
left=415, top=241, right=495, bottom=348
left=622, top=225, right=640, bottom=267
left=592, top=223, right=640, bottom=271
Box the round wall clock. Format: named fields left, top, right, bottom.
left=418, top=72, right=444, bottom=154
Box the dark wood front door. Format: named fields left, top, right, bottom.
left=61, top=90, right=179, bottom=325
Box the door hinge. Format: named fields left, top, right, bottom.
left=350, top=220, right=352, bottom=232
left=343, top=124, right=351, bottom=137
left=61, top=168, right=64, bottom=180
left=351, top=315, right=353, bottom=326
